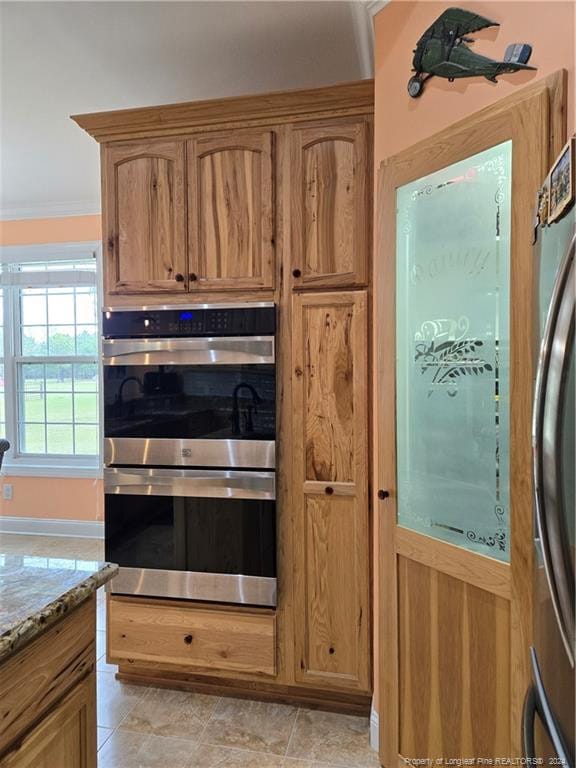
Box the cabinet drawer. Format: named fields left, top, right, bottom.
left=108, top=599, right=276, bottom=676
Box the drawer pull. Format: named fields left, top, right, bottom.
left=292, top=268, right=302, bottom=278
left=184, top=634, right=194, bottom=645
left=325, top=486, right=334, bottom=495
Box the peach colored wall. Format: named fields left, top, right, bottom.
left=0, top=214, right=103, bottom=522
left=374, top=1, right=575, bottom=164
left=0, top=477, right=103, bottom=521
left=372, top=0, right=574, bottom=716
left=0, top=215, right=101, bottom=246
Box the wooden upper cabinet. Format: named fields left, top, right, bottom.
left=103, top=140, right=187, bottom=294
left=290, top=120, right=370, bottom=290
left=187, top=130, right=275, bottom=291
left=292, top=291, right=370, bottom=692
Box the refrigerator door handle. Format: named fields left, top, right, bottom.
left=527, top=648, right=574, bottom=767
left=522, top=684, right=537, bottom=760
left=533, top=234, right=575, bottom=666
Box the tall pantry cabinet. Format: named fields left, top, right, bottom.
left=72, top=80, right=373, bottom=711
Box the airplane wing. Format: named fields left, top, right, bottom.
left=423, top=7, right=499, bottom=39
left=496, top=61, right=537, bottom=73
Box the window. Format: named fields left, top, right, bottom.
left=0, top=243, right=100, bottom=475
left=0, top=291, right=4, bottom=439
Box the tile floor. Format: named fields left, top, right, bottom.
left=0, top=533, right=379, bottom=768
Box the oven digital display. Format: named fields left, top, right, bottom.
left=179, top=311, right=194, bottom=320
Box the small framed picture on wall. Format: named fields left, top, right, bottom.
left=548, top=136, right=575, bottom=224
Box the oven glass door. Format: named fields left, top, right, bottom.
left=104, top=363, right=275, bottom=441
left=104, top=468, right=276, bottom=605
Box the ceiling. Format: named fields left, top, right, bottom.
left=0, top=1, right=375, bottom=219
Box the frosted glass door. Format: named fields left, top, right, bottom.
left=396, top=141, right=512, bottom=561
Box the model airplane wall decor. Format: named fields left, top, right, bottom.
left=408, top=7, right=536, bottom=97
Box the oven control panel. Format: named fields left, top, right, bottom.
left=103, top=305, right=276, bottom=338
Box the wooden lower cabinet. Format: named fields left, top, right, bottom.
left=108, top=598, right=276, bottom=677
left=0, top=596, right=97, bottom=768
left=291, top=291, right=371, bottom=693
left=1, top=674, right=96, bottom=768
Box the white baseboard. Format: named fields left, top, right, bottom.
left=370, top=703, right=379, bottom=753
left=0, top=516, right=104, bottom=539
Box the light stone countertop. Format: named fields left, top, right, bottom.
left=0, top=553, right=117, bottom=663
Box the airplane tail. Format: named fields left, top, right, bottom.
left=503, top=42, right=534, bottom=66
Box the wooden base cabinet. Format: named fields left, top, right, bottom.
left=108, top=597, right=276, bottom=677
left=0, top=597, right=97, bottom=768
left=291, top=291, right=370, bottom=693
left=0, top=674, right=96, bottom=768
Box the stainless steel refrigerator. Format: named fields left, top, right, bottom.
left=523, top=139, right=575, bottom=766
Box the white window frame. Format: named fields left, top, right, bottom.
left=0, top=242, right=102, bottom=478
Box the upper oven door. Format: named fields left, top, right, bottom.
left=103, top=337, right=275, bottom=467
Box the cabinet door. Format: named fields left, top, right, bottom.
left=292, top=291, right=370, bottom=692
left=1, top=673, right=96, bottom=768
left=103, top=140, right=187, bottom=294
left=290, top=120, right=370, bottom=289
left=188, top=130, right=275, bottom=291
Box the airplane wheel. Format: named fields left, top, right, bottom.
left=407, top=76, right=423, bottom=98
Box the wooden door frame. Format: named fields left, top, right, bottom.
left=375, top=72, right=566, bottom=766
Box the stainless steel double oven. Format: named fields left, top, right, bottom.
left=102, top=303, right=277, bottom=607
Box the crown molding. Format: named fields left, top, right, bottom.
left=350, top=2, right=375, bottom=79
left=0, top=201, right=101, bottom=222
left=350, top=1, right=389, bottom=79
left=365, top=1, right=389, bottom=16
left=72, top=79, right=374, bottom=143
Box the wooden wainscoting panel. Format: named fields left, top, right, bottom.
left=396, top=527, right=511, bottom=600
left=398, top=557, right=511, bottom=760
left=108, top=599, right=276, bottom=676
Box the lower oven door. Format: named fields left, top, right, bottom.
left=104, top=467, right=276, bottom=607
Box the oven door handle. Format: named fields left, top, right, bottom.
left=104, top=467, right=276, bottom=500
left=102, top=336, right=275, bottom=365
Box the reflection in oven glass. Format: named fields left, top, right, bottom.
left=105, top=495, right=276, bottom=577
left=104, top=365, right=275, bottom=440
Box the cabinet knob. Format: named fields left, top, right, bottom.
left=184, top=634, right=194, bottom=645
left=292, top=268, right=302, bottom=279
left=325, top=486, right=334, bottom=495
left=377, top=489, right=390, bottom=500
left=175, top=273, right=185, bottom=283
left=189, top=273, right=198, bottom=282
